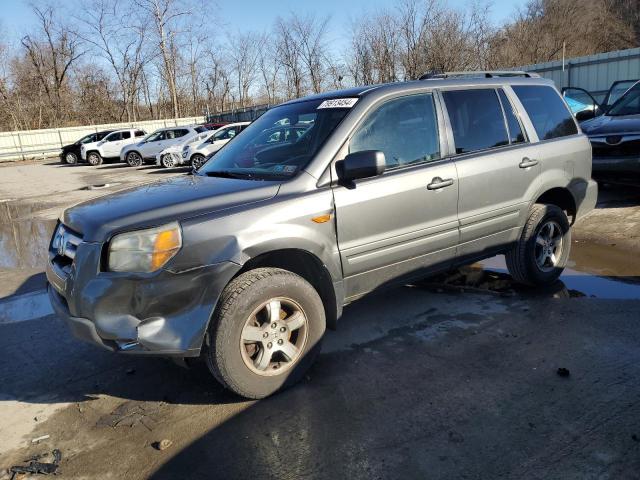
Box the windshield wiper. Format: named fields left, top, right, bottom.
left=204, top=170, right=255, bottom=179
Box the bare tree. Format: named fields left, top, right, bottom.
left=227, top=32, right=260, bottom=108
left=20, top=4, right=84, bottom=125
left=134, top=0, right=191, bottom=118
left=78, top=0, right=149, bottom=121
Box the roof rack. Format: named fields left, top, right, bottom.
left=419, top=70, right=540, bottom=80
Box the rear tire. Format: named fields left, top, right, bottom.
left=87, top=152, right=103, bottom=166
left=506, top=204, right=571, bottom=286
left=204, top=268, right=325, bottom=399
left=126, top=151, right=143, bottom=167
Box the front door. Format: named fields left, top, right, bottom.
left=333, top=93, right=459, bottom=300
left=101, top=132, right=125, bottom=157
left=441, top=87, right=540, bottom=259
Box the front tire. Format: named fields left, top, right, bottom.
left=63, top=152, right=78, bottom=165
left=191, top=154, right=206, bottom=170
left=160, top=153, right=175, bottom=168
left=204, top=268, right=326, bottom=399
left=87, top=152, right=103, bottom=166
left=506, top=204, right=571, bottom=286
left=126, top=151, right=143, bottom=167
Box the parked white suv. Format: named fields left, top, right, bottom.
left=120, top=126, right=208, bottom=167
left=81, top=129, right=146, bottom=166
left=155, top=129, right=216, bottom=168
left=184, top=122, right=250, bottom=169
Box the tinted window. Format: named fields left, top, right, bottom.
left=194, top=126, right=208, bottom=133
left=104, top=132, right=122, bottom=142
left=135, top=130, right=145, bottom=137
left=442, top=89, right=508, bottom=154
left=512, top=86, right=578, bottom=140
left=350, top=94, right=440, bottom=169
left=498, top=89, right=525, bottom=144
left=121, top=131, right=131, bottom=139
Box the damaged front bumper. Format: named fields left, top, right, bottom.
left=46, top=244, right=241, bottom=356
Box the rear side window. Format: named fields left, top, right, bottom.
left=512, top=85, right=578, bottom=140
left=135, top=130, right=145, bottom=137
left=350, top=93, right=440, bottom=169
left=498, top=89, right=525, bottom=144
left=442, top=89, right=509, bottom=154
left=121, top=131, right=131, bottom=139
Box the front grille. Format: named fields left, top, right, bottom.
left=50, top=223, right=83, bottom=272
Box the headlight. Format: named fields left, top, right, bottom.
left=108, top=222, right=182, bottom=272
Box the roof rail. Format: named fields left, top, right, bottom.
left=419, top=70, right=540, bottom=80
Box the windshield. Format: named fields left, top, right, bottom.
left=607, top=83, right=640, bottom=116
left=198, top=100, right=351, bottom=180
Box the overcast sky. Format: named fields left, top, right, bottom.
left=1, top=0, right=525, bottom=50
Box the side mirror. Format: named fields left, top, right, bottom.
left=338, top=150, right=386, bottom=182
left=575, top=109, right=596, bottom=122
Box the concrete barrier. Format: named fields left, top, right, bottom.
left=0, top=116, right=205, bottom=162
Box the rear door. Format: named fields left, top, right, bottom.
left=441, top=87, right=539, bottom=259
left=332, top=93, right=459, bottom=299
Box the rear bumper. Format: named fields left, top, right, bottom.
left=574, top=179, right=598, bottom=221
left=47, top=254, right=241, bottom=357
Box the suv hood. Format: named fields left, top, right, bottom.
left=581, top=114, right=640, bottom=136
left=63, top=175, right=280, bottom=242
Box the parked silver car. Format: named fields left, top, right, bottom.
left=47, top=72, right=597, bottom=399
left=120, top=125, right=209, bottom=167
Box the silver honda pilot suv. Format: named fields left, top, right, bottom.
left=47, top=72, right=597, bottom=399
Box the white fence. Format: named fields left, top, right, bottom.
left=0, top=116, right=205, bottom=162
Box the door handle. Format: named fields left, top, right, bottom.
left=427, top=177, right=454, bottom=190
left=519, top=157, right=539, bottom=168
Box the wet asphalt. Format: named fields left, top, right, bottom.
left=1, top=160, right=640, bottom=479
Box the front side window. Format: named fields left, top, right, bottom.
left=79, top=134, right=97, bottom=144
left=442, top=89, right=509, bottom=154
left=512, top=85, right=578, bottom=140
left=198, top=99, right=350, bottom=180
left=146, top=131, right=165, bottom=142
left=607, top=83, right=640, bottom=116
left=498, top=89, right=526, bottom=144
left=350, top=94, right=440, bottom=169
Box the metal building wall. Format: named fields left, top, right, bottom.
left=519, top=47, right=640, bottom=101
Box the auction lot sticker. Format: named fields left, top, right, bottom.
left=318, top=98, right=359, bottom=109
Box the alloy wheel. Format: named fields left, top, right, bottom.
left=161, top=154, right=175, bottom=168
left=534, top=220, right=563, bottom=272
left=240, top=298, right=308, bottom=376
left=65, top=152, right=78, bottom=165
left=127, top=152, right=142, bottom=167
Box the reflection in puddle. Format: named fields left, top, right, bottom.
left=0, top=202, right=58, bottom=270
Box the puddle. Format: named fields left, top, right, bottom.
left=0, top=202, right=59, bottom=270
left=426, top=240, right=640, bottom=300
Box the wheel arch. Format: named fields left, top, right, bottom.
left=235, top=248, right=340, bottom=330
left=535, top=187, right=577, bottom=223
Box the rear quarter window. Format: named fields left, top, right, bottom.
left=512, top=85, right=578, bottom=140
